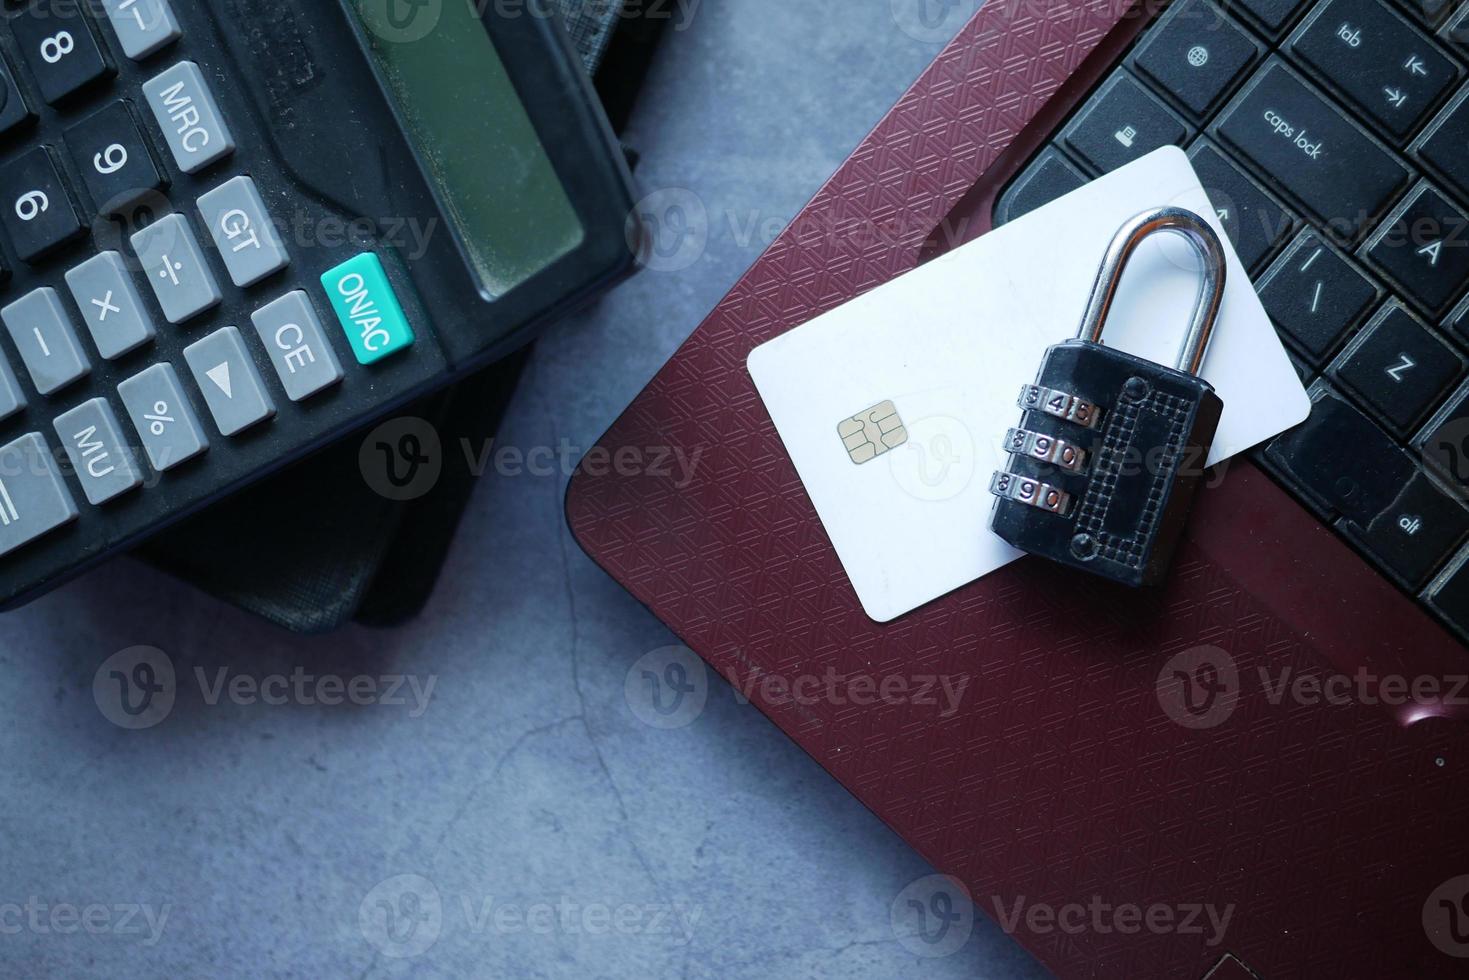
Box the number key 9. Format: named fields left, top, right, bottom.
left=62, top=100, right=167, bottom=214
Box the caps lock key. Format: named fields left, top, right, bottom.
left=1215, top=61, right=1408, bottom=237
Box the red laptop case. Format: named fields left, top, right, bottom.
left=567, top=2, right=1469, bottom=976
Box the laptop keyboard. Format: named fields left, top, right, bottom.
left=995, top=0, right=1469, bottom=640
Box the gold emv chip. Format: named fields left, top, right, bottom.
left=838, top=401, right=908, bottom=465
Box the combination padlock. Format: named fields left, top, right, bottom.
left=987, top=207, right=1228, bottom=587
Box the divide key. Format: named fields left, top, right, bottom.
left=1215, top=62, right=1408, bottom=237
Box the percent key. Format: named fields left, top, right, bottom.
left=117, top=363, right=210, bottom=472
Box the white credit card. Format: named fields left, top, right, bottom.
left=746, top=147, right=1311, bottom=623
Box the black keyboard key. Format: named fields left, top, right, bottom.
left=62, top=100, right=166, bottom=214
left=1340, top=467, right=1469, bottom=585
left=1445, top=4, right=1469, bottom=51
left=1230, top=0, right=1309, bottom=32
left=0, top=145, right=84, bottom=261
left=1061, top=72, right=1189, bottom=174
left=1215, top=62, right=1410, bottom=237
left=1331, top=302, right=1463, bottom=431
left=1447, top=6, right=1469, bottom=56
left=1289, top=350, right=1315, bottom=382
left=0, top=54, right=33, bottom=137
left=1425, top=545, right=1469, bottom=638
left=11, top=2, right=112, bottom=105
left=1258, top=231, right=1380, bottom=359
left=1292, top=0, right=1458, bottom=140
left=1187, top=140, right=1294, bottom=269
left=1444, top=292, right=1469, bottom=346
left=1363, top=182, right=1469, bottom=315
left=1264, top=380, right=1415, bottom=522
left=995, top=148, right=1087, bottom=225
left=1134, top=0, right=1259, bottom=116
left=1415, top=88, right=1469, bottom=201
left=1418, top=384, right=1469, bottom=486
left=1392, top=0, right=1455, bottom=27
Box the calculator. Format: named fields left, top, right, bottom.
left=0, top=0, right=635, bottom=607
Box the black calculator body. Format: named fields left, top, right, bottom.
left=0, top=0, right=635, bottom=607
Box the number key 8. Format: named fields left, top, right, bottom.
left=12, top=1, right=113, bottom=105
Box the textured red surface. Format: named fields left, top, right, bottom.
left=567, top=2, right=1469, bottom=976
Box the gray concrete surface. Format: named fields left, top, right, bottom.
left=1, top=2, right=1052, bottom=977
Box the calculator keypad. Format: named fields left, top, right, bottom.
left=0, top=58, right=34, bottom=136
left=0, top=432, right=77, bottom=557
left=116, top=362, right=206, bottom=471
left=0, top=352, right=24, bottom=422
left=321, top=253, right=417, bottom=365
left=198, top=176, right=288, bottom=287
left=251, top=291, right=342, bottom=402
left=0, top=145, right=83, bottom=261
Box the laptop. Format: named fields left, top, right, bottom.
left=568, top=0, right=1469, bottom=976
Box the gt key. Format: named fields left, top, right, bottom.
left=0, top=146, right=84, bottom=262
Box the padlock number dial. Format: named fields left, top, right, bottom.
left=1004, top=427, right=1087, bottom=474
left=989, top=471, right=1071, bottom=515
left=1020, top=384, right=1103, bottom=429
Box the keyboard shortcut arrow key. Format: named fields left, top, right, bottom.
left=1290, top=0, right=1456, bottom=140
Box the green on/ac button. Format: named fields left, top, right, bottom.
left=320, top=253, right=415, bottom=365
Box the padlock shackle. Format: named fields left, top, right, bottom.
left=1075, top=207, right=1228, bottom=376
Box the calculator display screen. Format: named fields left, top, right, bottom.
left=348, top=0, right=585, bottom=297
